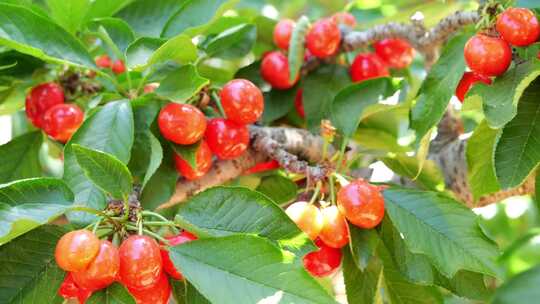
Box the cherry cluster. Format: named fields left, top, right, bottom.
left=95, top=54, right=126, bottom=75
left=55, top=229, right=197, bottom=303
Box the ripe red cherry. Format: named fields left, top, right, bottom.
left=303, top=239, right=342, bottom=277
left=58, top=273, right=93, bottom=304
left=95, top=55, right=112, bottom=68
left=204, top=118, right=249, bottom=160
left=319, top=206, right=349, bottom=249
left=119, top=235, right=162, bottom=291
left=306, top=18, right=341, bottom=58
left=294, top=89, right=305, bottom=118
left=350, top=53, right=389, bottom=83
left=274, top=19, right=295, bottom=50
left=72, top=240, right=120, bottom=291
left=160, top=231, right=198, bottom=280
left=174, top=140, right=213, bottom=181
left=244, top=160, right=280, bottom=175
left=337, top=179, right=385, bottom=229
left=220, top=79, right=264, bottom=124
left=261, top=51, right=298, bottom=89
left=464, top=34, right=511, bottom=77
left=112, top=59, right=126, bottom=74
left=285, top=201, right=324, bottom=240
left=455, top=72, right=492, bottom=102
left=128, top=272, right=171, bottom=304
left=331, top=12, right=357, bottom=27
left=374, top=38, right=415, bottom=69
left=55, top=230, right=100, bottom=272
left=158, top=103, right=207, bottom=145
left=496, top=8, right=540, bottom=46
left=42, top=103, right=84, bottom=143
left=25, top=82, right=65, bottom=128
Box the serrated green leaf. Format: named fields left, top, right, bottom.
left=382, top=155, right=445, bottom=191
left=288, top=16, right=309, bottom=83
left=125, top=37, right=165, bottom=69
left=349, top=226, right=379, bottom=271
left=0, top=131, right=42, bottom=183
left=87, top=283, right=135, bottom=304
left=85, top=0, right=131, bottom=21
left=146, top=34, right=197, bottom=67
left=171, top=279, right=211, bottom=304
left=202, top=23, right=257, bottom=59
left=140, top=146, right=178, bottom=210
left=155, top=64, right=209, bottom=101
left=91, top=17, right=135, bottom=54
left=116, top=0, right=183, bottom=37
left=342, top=249, right=382, bottom=304
left=256, top=174, right=298, bottom=205
left=171, top=141, right=200, bottom=170
left=261, top=85, right=297, bottom=124
left=492, top=265, right=540, bottom=304
left=46, top=0, right=90, bottom=34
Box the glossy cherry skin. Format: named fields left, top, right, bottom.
left=496, top=8, right=540, bottom=46
left=455, top=72, right=492, bottom=102
left=128, top=272, right=171, bottom=304
left=374, top=38, right=415, bottom=69
left=319, top=206, right=350, bottom=249
left=119, top=235, right=162, bottom=291
left=204, top=118, right=249, bottom=160
left=244, top=160, right=280, bottom=175
left=220, top=79, right=264, bottom=124
left=160, top=231, right=198, bottom=280
left=174, top=140, right=213, bottom=180
left=260, top=51, right=298, bottom=89
left=294, top=89, right=305, bottom=118
left=337, top=179, right=385, bottom=229
left=331, top=12, right=357, bottom=27
left=95, top=55, right=112, bottom=68
left=55, top=230, right=100, bottom=272
left=158, top=103, right=207, bottom=145
left=306, top=18, right=341, bottom=58
left=72, top=240, right=120, bottom=291
left=350, top=53, right=389, bottom=83
left=58, top=273, right=93, bottom=304
left=274, top=19, right=295, bottom=50
left=285, top=201, right=324, bottom=240
left=303, top=239, right=342, bottom=277
left=464, top=34, right=512, bottom=77
left=25, top=82, right=65, bottom=128
left=112, top=59, right=126, bottom=74
left=42, top=103, right=84, bottom=143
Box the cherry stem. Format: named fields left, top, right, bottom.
left=211, top=91, right=227, bottom=118
left=329, top=175, right=336, bottom=205
left=309, top=182, right=322, bottom=205
left=144, top=221, right=180, bottom=227
left=141, top=210, right=169, bottom=222
left=126, top=224, right=170, bottom=245
left=92, top=218, right=102, bottom=234
left=335, top=138, right=349, bottom=173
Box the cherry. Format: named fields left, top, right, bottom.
left=303, top=239, right=342, bottom=277
left=174, top=140, right=213, bottom=181
left=58, top=274, right=93, bottom=304
left=331, top=12, right=357, bottom=28
left=143, top=83, right=159, bottom=93
left=285, top=201, right=324, bottom=240
left=464, top=34, right=511, bottom=77
left=119, top=235, right=162, bottom=291
left=220, top=79, right=264, bottom=124
left=55, top=230, right=100, bottom=272
left=25, top=82, right=65, bottom=128
left=350, top=53, right=389, bottom=83
left=72, top=240, right=120, bottom=291
left=319, top=206, right=349, bottom=249
left=455, top=71, right=492, bottom=102
left=260, top=51, right=298, bottom=89
left=496, top=8, right=540, bottom=46
left=294, top=89, right=305, bottom=118
left=306, top=18, right=341, bottom=58
left=160, top=231, right=198, bottom=280
left=274, top=19, right=295, bottom=50
left=337, top=179, right=385, bottom=229
left=128, top=272, right=171, bottom=304
left=112, top=59, right=126, bottom=74
left=42, top=103, right=84, bottom=143
left=204, top=118, right=249, bottom=160
left=95, top=55, right=112, bottom=68
left=158, top=103, right=207, bottom=145
left=373, top=38, right=415, bottom=69
left=244, top=160, right=280, bottom=175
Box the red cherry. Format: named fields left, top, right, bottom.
left=112, top=59, right=126, bottom=74
left=95, top=55, right=112, bottom=68
left=158, top=103, right=207, bottom=145
left=306, top=18, right=341, bottom=58
left=220, top=79, right=264, bottom=124
left=337, top=179, right=385, bottom=229
left=331, top=12, right=357, bottom=27
left=455, top=72, right=492, bottom=102
left=174, top=140, right=213, bottom=180
left=496, top=8, right=540, bottom=46
left=160, top=231, right=198, bottom=280
left=72, top=240, right=120, bottom=291
left=244, top=160, right=280, bottom=175
left=303, top=239, right=342, bottom=277
left=294, top=89, right=305, bottom=118
left=143, top=83, right=159, bottom=93
left=373, top=38, right=415, bottom=69
left=128, top=272, right=171, bottom=304
left=260, top=51, right=298, bottom=89
left=274, top=19, right=295, bottom=50
left=42, top=103, right=84, bottom=143
left=204, top=118, right=249, bottom=160
left=285, top=201, right=324, bottom=240
left=464, top=34, right=512, bottom=77
left=55, top=230, right=100, bottom=272
left=350, top=53, right=389, bottom=83
left=319, top=206, right=349, bottom=249
left=25, top=82, right=65, bottom=128
left=119, top=235, right=162, bottom=291
left=58, top=274, right=93, bottom=304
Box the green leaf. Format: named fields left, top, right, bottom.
left=256, top=174, right=298, bottom=205
left=46, top=0, right=90, bottom=34
left=171, top=141, right=200, bottom=170
left=382, top=155, right=445, bottom=191
left=91, top=17, right=135, bottom=54
left=0, top=178, right=73, bottom=245
left=411, top=33, right=470, bottom=141
left=342, top=249, right=382, bottom=304
left=144, top=34, right=197, bottom=68
left=383, top=187, right=500, bottom=278
left=288, top=16, right=309, bottom=83
left=116, top=0, right=184, bottom=37
left=87, top=283, right=135, bottom=304
left=0, top=225, right=68, bottom=304
left=261, top=86, right=297, bottom=124
left=171, top=279, right=211, bottom=304
left=72, top=145, right=133, bottom=200
left=0, top=131, right=42, bottom=183
left=85, top=0, right=131, bottom=21
left=155, top=65, right=209, bottom=101
left=174, top=187, right=315, bottom=256
left=492, top=265, right=540, bottom=304
left=202, top=24, right=257, bottom=59
left=125, top=37, right=164, bottom=69
left=467, top=120, right=501, bottom=201
left=0, top=3, right=95, bottom=67
left=168, top=235, right=335, bottom=304
left=140, top=146, right=178, bottom=210
left=349, top=226, right=379, bottom=271
left=494, top=78, right=540, bottom=189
